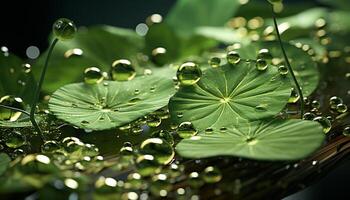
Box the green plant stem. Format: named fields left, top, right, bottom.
left=30, top=38, right=59, bottom=135
left=271, top=6, right=304, bottom=118
left=0, top=105, right=30, bottom=116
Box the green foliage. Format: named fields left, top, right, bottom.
left=0, top=153, right=11, bottom=175
left=176, top=119, right=324, bottom=160
left=169, top=60, right=291, bottom=131
left=49, top=75, right=175, bottom=130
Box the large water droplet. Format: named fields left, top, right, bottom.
left=208, top=57, right=221, bottom=68
left=227, top=51, right=241, bottom=64
left=177, top=122, right=197, bottom=138
left=5, top=131, right=26, bottom=148
left=136, top=155, right=160, bottom=177
left=278, top=65, right=288, bottom=76
left=176, top=62, right=202, bottom=86
left=336, top=103, right=348, bottom=113
left=343, top=126, right=350, bottom=136
left=313, top=116, right=331, bottom=133
left=0, top=95, right=25, bottom=121
left=151, top=130, right=174, bottom=145
left=146, top=114, right=162, bottom=127
left=110, top=59, right=136, bottom=81
left=256, top=59, right=268, bottom=71
left=64, top=48, right=83, bottom=58
left=84, top=67, right=103, bottom=84
left=140, top=138, right=174, bottom=165
left=203, top=166, right=222, bottom=183
left=151, top=47, right=168, bottom=66
left=52, top=18, right=77, bottom=40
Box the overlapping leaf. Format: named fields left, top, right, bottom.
left=176, top=119, right=325, bottom=160
left=49, top=75, right=175, bottom=130
left=236, top=41, right=319, bottom=96
left=169, top=61, right=291, bottom=131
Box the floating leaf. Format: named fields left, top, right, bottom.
left=169, top=61, right=291, bottom=131
left=195, top=27, right=250, bottom=45
left=0, top=115, right=42, bottom=128
left=166, top=0, right=240, bottom=36
left=236, top=41, right=319, bottom=96
left=49, top=76, right=175, bottom=130
left=33, top=26, right=144, bottom=92
left=0, top=53, right=36, bottom=104
left=0, top=153, right=11, bottom=175
left=176, top=119, right=325, bottom=160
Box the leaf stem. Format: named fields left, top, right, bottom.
left=0, top=105, right=30, bottom=116
left=30, top=38, right=59, bottom=135
left=271, top=6, right=304, bottom=118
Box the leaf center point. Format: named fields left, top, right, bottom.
left=220, top=97, right=231, bottom=103
left=246, top=137, right=258, bottom=146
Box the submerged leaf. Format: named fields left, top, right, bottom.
left=49, top=76, right=175, bottom=130
left=169, top=60, right=291, bottom=131
left=176, top=119, right=325, bottom=160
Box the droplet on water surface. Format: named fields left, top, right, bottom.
left=0, top=95, right=25, bottom=121
left=176, top=62, right=202, bottom=86
left=313, top=116, right=331, bottom=133
left=140, top=138, right=174, bottom=165
left=177, top=122, right=198, bottom=138
left=5, top=131, right=26, bottom=148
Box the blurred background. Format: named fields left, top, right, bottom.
left=0, top=0, right=349, bottom=199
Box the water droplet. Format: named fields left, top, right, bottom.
left=150, top=86, right=156, bottom=93
left=311, top=100, right=321, bottom=109
left=151, top=47, right=167, bottom=66
left=177, top=122, right=197, bottom=138
left=288, top=88, right=300, bottom=103
left=343, top=126, right=350, bottom=136
left=203, top=166, right=222, bottom=183
left=84, top=67, right=103, bottom=84
left=0, top=95, right=25, bottom=121
left=256, top=59, right=268, bottom=71
left=303, top=112, right=316, bottom=120
left=110, top=59, right=136, bottom=81
left=255, top=104, right=268, bottom=112
left=128, top=98, right=141, bottom=105
left=81, top=120, right=90, bottom=125
left=22, top=63, right=32, bottom=73
left=134, top=89, right=140, bottom=95
left=5, top=131, right=26, bottom=148
left=205, top=128, right=214, bottom=134
left=41, top=141, right=60, bottom=153
left=144, top=69, right=153, bottom=75
left=151, top=130, right=174, bottom=145
left=146, top=114, right=162, bottom=127
left=246, top=137, right=258, bottom=145
left=140, top=138, right=174, bottom=165
left=208, top=57, right=221, bottom=68
left=176, top=62, right=202, bottom=86
left=257, top=49, right=273, bottom=60
left=136, top=155, right=160, bottom=176
left=64, top=48, right=83, bottom=58
left=188, top=172, right=204, bottom=188
left=53, top=18, right=77, bottom=40
left=150, top=174, right=171, bottom=197
left=336, top=103, right=347, bottom=113
left=313, top=116, right=331, bottom=133
left=227, top=51, right=241, bottom=64
left=278, top=65, right=288, bottom=75
left=329, top=96, right=343, bottom=109
left=176, top=112, right=183, bottom=118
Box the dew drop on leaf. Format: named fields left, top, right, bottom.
left=255, top=104, right=268, bottom=112
left=151, top=47, right=167, bottom=66
left=22, top=63, right=32, bottom=73
left=0, top=95, right=25, bottom=121
left=5, top=131, right=26, bottom=148
left=52, top=18, right=77, bottom=41
left=84, top=67, right=104, bottom=84
left=226, top=51, right=241, bottom=64
left=313, top=116, right=331, bottom=133
left=256, top=59, right=268, bottom=71
left=177, top=122, right=197, bottom=138
left=278, top=65, right=288, bottom=76
left=257, top=48, right=273, bottom=60
left=208, top=57, right=221, bottom=68
left=64, top=48, right=83, bottom=58
left=176, top=62, right=202, bottom=86
left=288, top=88, right=300, bottom=103
left=110, top=59, right=136, bottom=81
left=146, top=114, right=162, bottom=127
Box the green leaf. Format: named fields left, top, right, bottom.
left=0, top=53, right=36, bottom=103
left=169, top=61, right=291, bottom=131
left=195, top=27, right=251, bottom=45
left=49, top=75, right=175, bottom=131
left=236, top=41, right=319, bottom=96
left=319, top=0, right=350, bottom=11
left=176, top=119, right=325, bottom=160
left=33, top=25, right=144, bottom=93
left=0, top=115, right=42, bottom=128
left=0, top=153, right=11, bottom=175
left=166, top=0, right=240, bottom=36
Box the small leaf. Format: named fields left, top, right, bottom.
left=49, top=76, right=175, bottom=130
left=236, top=41, right=319, bottom=96
left=169, top=60, right=291, bottom=131
left=176, top=119, right=325, bottom=160
left=166, top=0, right=240, bottom=36
left=0, top=153, right=11, bottom=175
left=0, top=115, right=42, bottom=128
left=33, top=26, right=144, bottom=92
left=0, top=53, right=36, bottom=104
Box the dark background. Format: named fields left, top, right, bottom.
left=0, top=0, right=349, bottom=199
